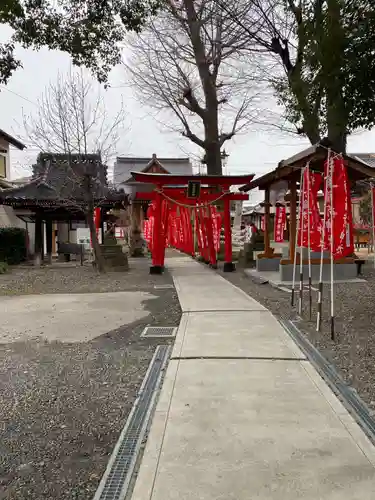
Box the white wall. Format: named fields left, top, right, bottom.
left=0, top=205, right=25, bottom=229
left=0, top=138, right=10, bottom=180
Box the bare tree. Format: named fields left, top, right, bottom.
left=23, top=68, right=126, bottom=163
left=125, top=0, right=265, bottom=175
left=21, top=70, right=128, bottom=272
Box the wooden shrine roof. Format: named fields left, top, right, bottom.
left=240, top=144, right=375, bottom=191
left=0, top=153, right=128, bottom=209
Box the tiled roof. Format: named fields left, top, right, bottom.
left=114, top=154, right=193, bottom=185
left=0, top=153, right=125, bottom=204
left=351, top=153, right=375, bottom=169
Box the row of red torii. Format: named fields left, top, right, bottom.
left=131, top=172, right=255, bottom=274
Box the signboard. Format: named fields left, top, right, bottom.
left=187, top=180, right=201, bottom=199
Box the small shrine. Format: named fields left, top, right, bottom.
left=240, top=142, right=375, bottom=282
left=0, top=153, right=129, bottom=264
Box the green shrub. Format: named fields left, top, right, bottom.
left=0, top=227, right=27, bottom=264
left=0, top=261, right=8, bottom=274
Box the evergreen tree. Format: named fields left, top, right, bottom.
left=0, top=0, right=161, bottom=84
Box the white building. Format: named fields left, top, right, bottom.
left=0, top=129, right=26, bottom=229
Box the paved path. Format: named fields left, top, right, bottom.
left=132, top=257, right=375, bottom=500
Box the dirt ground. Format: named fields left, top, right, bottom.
left=0, top=259, right=181, bottom=500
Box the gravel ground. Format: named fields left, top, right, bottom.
left=0, top=259, right=169, bottom=296
left=217, top=261, right=375, bottom=411
left=0, top=259, right=181, bottom=500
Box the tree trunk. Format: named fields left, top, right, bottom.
left=325, top=0, right=347, bottom=154
left=204, top=100, right=222, bottom=175
left=87, top=206, right=106, bottom=273
left=182, top=0, right=222, bottom=176
left=326, top=126, right=347, bottom=153
left=204, top=140, right=222, bottom=176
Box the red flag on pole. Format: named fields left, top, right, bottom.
left=274, top=206, right=286, bottom=243
left=91, top=207, right=101, bottom=247
left=143, top=220, right=150, bottom=242
left=323, top=157, right=354, bottom=259
left=211, top=208, right=222, bottom=252
left=297, top=169, right=323, bottom=251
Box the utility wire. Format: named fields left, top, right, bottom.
left=0, top=85, right=37, bottom=106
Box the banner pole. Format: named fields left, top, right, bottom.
left=292, top=167, right=304, bottom=308
left=193, top=207, right=197, bottom=257
left=307, top=162, right=312, bottom=320
left=317, top=150, right=330, bottom=332
left=330, top=156, right=335, bottom=341
left=298, top=166, right=305, bottom=316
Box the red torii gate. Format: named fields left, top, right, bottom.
left=131, top=172, right=254, bottom=274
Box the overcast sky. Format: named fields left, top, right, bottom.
left=1, top=25, right=375, bottom=205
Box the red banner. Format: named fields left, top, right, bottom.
left=261, top=216, right=265, bottom=232
left=91, top=207, right=101, bottom=247
left=274, top=206, right=286, bottom=242
left=297, top=168, right=323, bottom=251
left=143, top=220, right=150, bottom=241
left=323, top=157, right=354, bottom=259
left=212, top=209, right=222, bottom=252
left=143, top=217, right=154, bottom=249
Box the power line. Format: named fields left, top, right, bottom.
left=0, top=85, right=37, bottom=106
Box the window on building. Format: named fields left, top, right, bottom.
left=0, top=155, right=6, bottom=178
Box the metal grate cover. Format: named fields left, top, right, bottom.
left=141, top=326, right=177, bottom=338
left=93, top=345, right=171, bottom=500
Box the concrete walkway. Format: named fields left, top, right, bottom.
left=132, top=257, right=375, bottom=500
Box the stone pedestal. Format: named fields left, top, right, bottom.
left=279, top=262, right=358, bottom=282
left=100, top=231, right=129, bottom=271
left=256, top=256, right=281, bottom=272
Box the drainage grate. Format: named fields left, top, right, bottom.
left=93, top=345, right=171, bottom=500
left=141, top=326, right=177, bottom=338
left=153, top=284, right=174, bottom=290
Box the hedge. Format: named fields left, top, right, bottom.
left=0, top=227, right=27, bottom=264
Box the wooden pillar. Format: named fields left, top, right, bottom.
left=46, top=219, right=53, bottom=264
left=34, top=214, right=43, bottom=266
left=52, top=223, right=57, bottom=255
left=264, top=188, right=271, bottom=256
left=289, top=179, right=297, bottom=263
